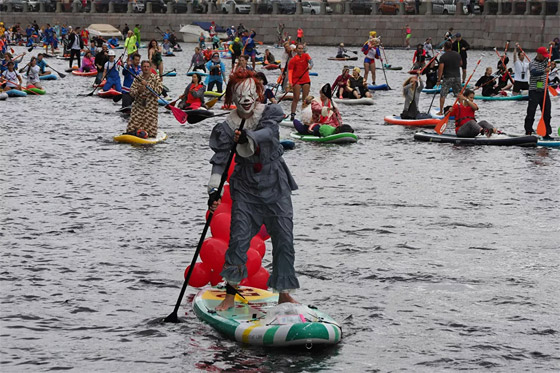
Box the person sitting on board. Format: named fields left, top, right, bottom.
left=79, top=50, right=96, bottom=72
left=101, top=50, right=122, bottom=92
left=401, top=75, right=425, bottom=119
left=107, top=35, right=119, bottom=49
left=207, top=69, right=299, bottom=311
left=332, top=67, right=352, bottom=99
left=474, top=67, right=499, bottom=97
left=347, top=67, right=372, bottom=99
left=24, top=57, right=42, bottom=90
left=176, top=72, right=206, bottom=110
left=233, top=55, right=252, bottom=72
left=496, top=62, right=514, bottom=94
left=205, top=52, right=227, bottom=93
left=263, top=49, right=276, bottom=65
left=447, top=89, right=498, bottom=138
left=293, top=85, right=346, bottom=137
left=1, top=61, right=23, bottom=91
left=1, top=52, right=25, bottom=72
left=35, top=53, right=52, bottom=76
left=202, top=46, right=213, bottom=62
left=255, top=72, right=276, bottom=104
left=162, top=38, right=172, bottom=55
left=412, top=43, right=427, bottom=71
left=336, top=43, right=349, bottom=59
left=422, top=57, right=439, bottom=89
left=125, top=60, right=162, bottom=138
left=122, top=52, right=141, bottom=108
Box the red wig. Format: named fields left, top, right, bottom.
left=224, top=69, right=264, bottom=107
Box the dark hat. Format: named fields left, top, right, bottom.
left=455, top=33, right=461, bottom=37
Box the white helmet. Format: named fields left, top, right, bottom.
left=108, top=50, right=116, bottom=56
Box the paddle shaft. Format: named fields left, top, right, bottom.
left=435, top=58, right=482, bottom=134
left=85, top=51, right=126, bottom=96
left=495, top=48, right=515, bottom=83
left=164, top=119, right=246, bottom=323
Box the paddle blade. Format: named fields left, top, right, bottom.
left=163, top=312, right=180, bottom=323
left=205, top=97, right=220, bottom=109
left=57, top=72, right=66, bottom=78
left=548, top=85, right=558, bottom=97
left=536, top=117, right=547, bottom=137
left=187, top=110, right=215, bottom=124
left=168, top=105, right=188, bottom=124
left=435, top=115, right=450, bottom=135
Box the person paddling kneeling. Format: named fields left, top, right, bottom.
left=447, top=89, right=498, bottom=138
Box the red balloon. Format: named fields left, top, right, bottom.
left=222, top=185, right=232, bottom=205
left=184, top=262, right=211, bottom=287
left=227, top=154, right=236, bottom=183
left=200, top=237, right=228, bottom=272
left=210, top=213, right=231, bottom=242
left=245, top=267, right=270, bottom=290
left=250, top=236, right=266, bottom=258
left=258, top=225, right=270, bottom=241
left=246, top=249, right=262, bottom=278
left=209, top=269, right=223, bottom=286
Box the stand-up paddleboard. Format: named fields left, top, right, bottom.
left=72, top=70, right=97, bottom=77
left=377, top=64, right=402, bottom=71
left=163, top=71, right=177, bottom=76
left=474, top=94, right=529, bottom=101
left=5, top=89, right=27, bottom=97
left=187, top=71, right=209, bottom=77
left=264, top=64, right=279, bottom=70
left=114, top=131, right=168, bottom=145
left=384, top=115, right=439, bottom=126
left=39, top=74, right=58, bottom=80
left=98, top=88, right=121, bottom=98
left=327, top=56, right=358, bottom=61
left=414, top=131, right=537, bottom=147
left=509, top=134, right=560, bottom=147
left=367, top=83, right=390, bottom=91
left=332, top=97, right=374, bottom=105
left=290, top=131, right=358, bottom=144
left=24, top=86, right=46, bottom=95
left=193, top=286, right=342, bottom=348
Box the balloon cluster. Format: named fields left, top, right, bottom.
left=185, top=155, right=272, bottom=290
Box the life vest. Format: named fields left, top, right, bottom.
left=209, top=61, right=222, bottom=76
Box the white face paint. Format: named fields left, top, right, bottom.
left=233, top=78, right=258, bottom=118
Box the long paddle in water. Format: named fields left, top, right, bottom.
left=517, top=43, right=558, bottom=97
left=163, top=119, right=246, bottom=323
left=536, top=44, right=553, bottom=137
left=124, top=66, right=188, bottom=124
left=435, top=58, right=483, bottom=134
left=377, top=42, right=391, bottom=89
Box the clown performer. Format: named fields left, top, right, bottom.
left=207, top=69, right=300, bottom=311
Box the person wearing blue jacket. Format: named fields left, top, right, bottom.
left=122, top=53, right=141, bottom=108
left=205, top=52, right=226, bottom=93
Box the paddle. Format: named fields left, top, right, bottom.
left=163, top=119, right=246, bottom=323
left=494, top=47, right=515, bottom=84
left=124, top=66, right=188, bottom=124
left=187, top=110, right=229, bottom=124
left=205, top=92, right=226, bottom=109
left=79, top=51, right=126, bottom=97
left=49, top=65, right=66, bottom=78
left=277, top=67, right=309, bottom=103
left=435, top=58, right=482, bottom=134
left=536, top=44, right=553, bottom=137
left=517, top=43, right=558, bottom=97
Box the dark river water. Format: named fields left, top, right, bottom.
left=1, top=44, right=559, bottom=372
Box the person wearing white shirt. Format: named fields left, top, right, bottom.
left=24, top=57, right=42, bottom=89
left=513, top=47, right=530, bottom=95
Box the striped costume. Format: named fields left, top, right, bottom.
left=127, top=73, right=162, bottom=138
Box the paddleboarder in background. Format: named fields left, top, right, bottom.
left=126, top=60, right=162, bottom=138
left=68, top=28, right=84, bottom=69
left=133, top=24, right=141, bottom=46
left=176, top=72, right=205, bottom=110
left=229, top=37, right=243, bottom=69
left=404, top=24, right=412, bottom=49
left=122, top=53, right=141, bottom=108
left=124, top=30, right=138, bottom=57
left=189, top=46, right=207, bottom=72
left=451, top=33, right=470, bottom=83
left=101, top=50, right=122, bottom=92
left=94, top=45, right=108, bottom=85
left=296, top=28, right=304, bottom=44
left=207, top=69, right=299, bottom=311
left=524, top=46, right=552, bottom=139
left=205, top=52, right=227, bottom=93
left=436, top=41, right=462, bottom=115
left=336, top=43, right=349, bottom=59
left=512, top=46, right=529, bottom=96
left=362, top=37, right=380, bottom=86
left=288, top=43, right=313, bottom=121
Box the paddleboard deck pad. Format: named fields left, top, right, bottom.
left=193, top=286, right=342, bottom=347
left=114, top=131, right=167, bottom=145
left=414, top=131, right=537, bottom=147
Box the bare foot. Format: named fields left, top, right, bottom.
left=278, top=293, right=298, bottom=304
left=215, top=294, right=235, bottom=311
left=436, top=111, right=443, bottom=115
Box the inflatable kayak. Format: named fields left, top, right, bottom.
left=205, top=91, right=223, bottom=97
left=193, top=286, right=341, bottom=348
left=264, top=64, right=279, bottom=70
left=39, top=74, right=58, bottom=80
left=367, top=83, right=390, bottom=91
left=72, top=70, right=97, bottom=77
left=414, top=131, right=537, bottom=147
left=474, top=94, right=529, bottom=101
left=332, top=97, right=374, bottom=105
left=0, top=92, right=8, bottom=100
left=5, top=89, right=27, bottom=97
left=327, top=56, right=358, bottom=61
left=187, top=71, right=208, bottom=77
left=98, top=89, right=121, bottom=98
left=114, top=131, right=167, bottom=145
left=384, top=115, right=439, bottom=126
left=290, top=131, right=358, bottom=144
left=24, top=86, right=46, bottom=95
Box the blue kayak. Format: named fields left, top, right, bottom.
left=39, top=74, right=58, bottom=80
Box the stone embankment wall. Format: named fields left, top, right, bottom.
left=1, top=11, right=558, bottom=49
